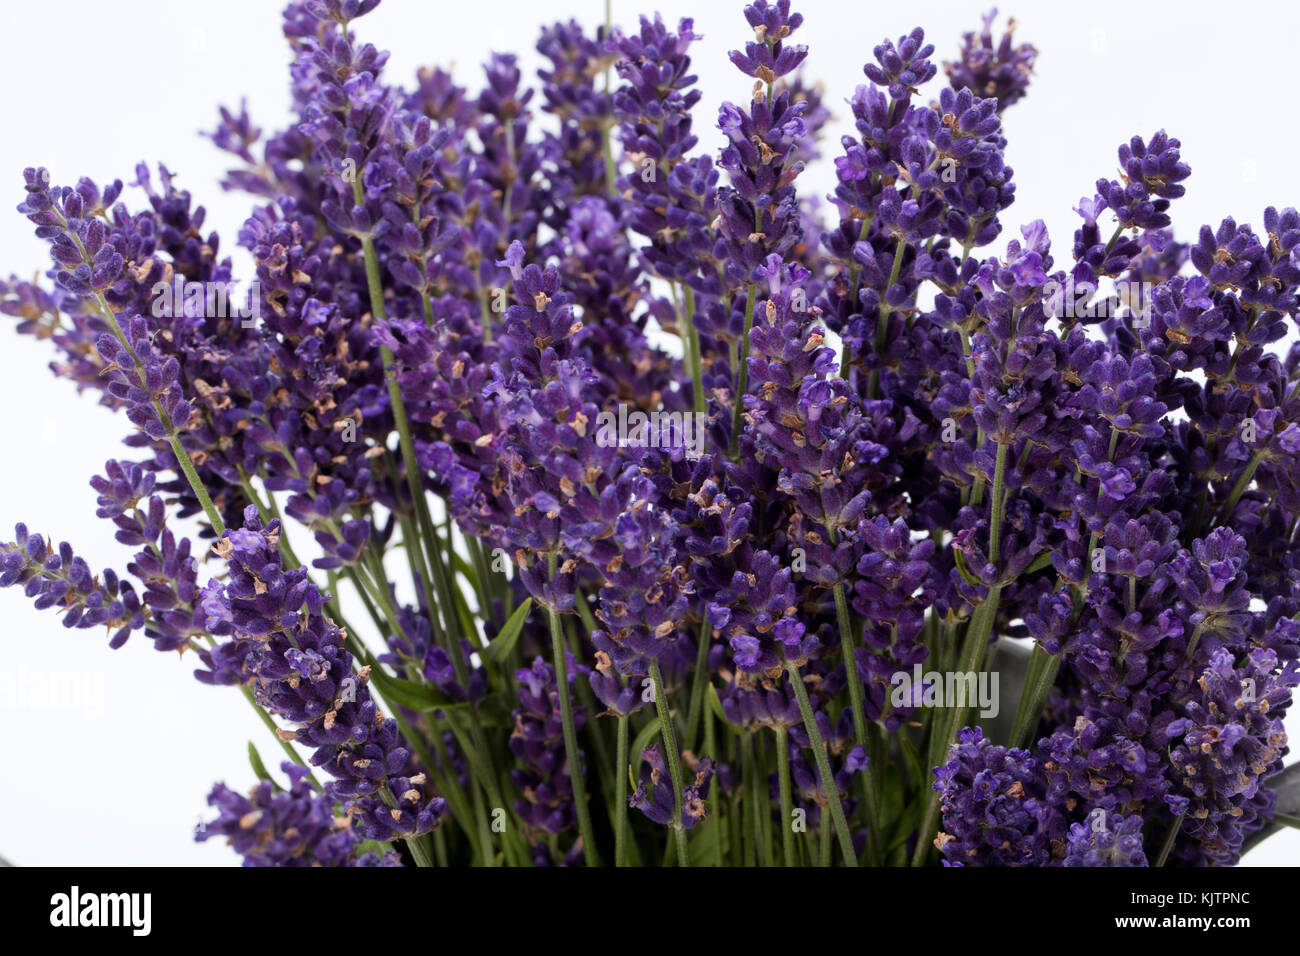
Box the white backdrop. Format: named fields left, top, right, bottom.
left=0, top=0, right=1296, bottom=865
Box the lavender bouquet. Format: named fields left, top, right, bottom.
left=3, top=0, right=1298, bottom=868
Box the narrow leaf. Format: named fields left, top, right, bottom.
left=451, top=550, right=478, bottom=589
left=631, top=717, right=663, bottom=768
left=899, top=731, right=924, bottom=792
left=952, top=548, right=981, bottom=586
left=369, top=666, right=467, bottom=713
left=484, top=597, right=533, bottom=663
left=1024, top=550, right=1054, bottom=575
left=247, top=741, right=280, bottom=790
left=707, top=683, right=741, bottom=728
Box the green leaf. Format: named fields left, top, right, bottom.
left=474, top=697, right=511, bottom=729
left=631, top=716, right=663, bottom=768
left=451, top=550, right=478, bottom=589
left=1024, top=550, right=1055, bottom=575
left=707, top=683, right=740, bottom=728
left=887, top=798, right=926, bottom=853
left=878, top=763, right=905, bottom=835
left=1007, top=643, right=1061, bottom=749
left=899, top=731, right=924, bottom=792
left=484, top=597, right=533, bottom=663
left=687, top=814, right=722, bottom=865
left=247, top=741, right=281, bottom=790
left=369, top=666, right=467, bottom=713
left=952, top=547, right=981, bottom=586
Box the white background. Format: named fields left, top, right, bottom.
left=0, top=0, right=1296, bottom=865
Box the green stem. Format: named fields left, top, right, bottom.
left=704, top=692, right=724, bottom=866
left=962, top=330, right=987, bottom=509
left=839, top=214, right=875, bottom=379
left=867, top=237, right=907, bottom=400
left=755, top=734, right=776, bottom=866
left=741, top=732, right=761, bottom=866
left=649, top=658, right=690, bottom=866
left=396, top=508, right=437, bottom=622
left=470, top=781, right=497, bottom=867
left=615, top=712, right=630, bottom=867
left=728, top=738, right=743, bottom=866
left=910, top=588, right=1001, bottom=866
left=729, top=284, right=758, bottom=456
left=1220, top=449, right=1265, bottom=524
left=547, top=555, right=601, bottom=866
left=1155, top=813, right=1185, bottom=867
left=1008, top=644, right=1061, bottom=750
left=832, top=580, right=882, bottom=866
left=561, top=616, right=619, bottom=816
left=344, top=565, right=386, bottom=638
left=988, top=441, right=1010, bottom=565
left=775, top=725, right=797, bottom=866
left=684, top=285, right=705, bottom=415
left=379, top=786, right=432, bottom=867
left=349, top=562, right=407, bottom=647
left=818, top=804, right=833, bottom=867
left=352, top=198, right=524, bottom=867
left=784, top=661, right=857, bottom=866
left=83, top=284, right=224, bottom=533
left=1102, top=223, right=1125, bottom=261
left=683, top=622, right=713, bottom=752
left=465, top=534, right=496, bottom=627
left=423, top=714, right=485, bottom=863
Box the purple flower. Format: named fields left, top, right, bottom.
left=934, top=727, right=1060, bottom=866
left=727, top=1, right=808, bottom=82
left=0, top=524, right=144, bottom=648
left=863, top=28, right=937, bottom=101
left=1063, top=809, right=1147, bottom=867
left=630, top=745, right=714, bottom=829
left=198, top=762, right=401, bottom=867
left=1096, top=131, right=1190, bottom=231
left=198, top=507, right=446, bottom=842
left=1161, top=647, right=1298, bottom=864
left=944, top=9, right=1037, bottom=110
left=510, top=656, right=586, bottom=841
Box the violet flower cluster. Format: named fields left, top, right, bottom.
left=3, top=0, right=1297, bottom=868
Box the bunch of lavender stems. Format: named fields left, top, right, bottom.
left=3, top=0, right=1299, bottom=869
